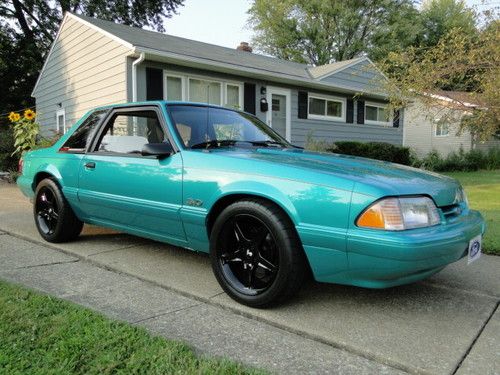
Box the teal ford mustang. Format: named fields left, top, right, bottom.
left=18, top=101, right=485, bottom=307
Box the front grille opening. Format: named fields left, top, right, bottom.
left=440, top=204, right=462, bottom=220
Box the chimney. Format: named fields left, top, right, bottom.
left=237, top=42, right=253, bottom=53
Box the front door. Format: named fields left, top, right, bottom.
left=266, top=87, right=291, bottom=141
left=77, top=106, right=186, bottom=244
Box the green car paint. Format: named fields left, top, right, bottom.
left=17, top=101, right=486, bottom=288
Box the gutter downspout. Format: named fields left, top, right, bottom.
left=132, top=52, right=145, bottom=102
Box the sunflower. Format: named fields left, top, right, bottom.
left=8, top=112, right=21, bottom=122
left=24, top=109, right=36, bottom=121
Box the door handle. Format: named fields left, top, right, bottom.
left=85, top=162, right=95, bottom=169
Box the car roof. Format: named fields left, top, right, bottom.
left=93, top=101, right=244, bottom=113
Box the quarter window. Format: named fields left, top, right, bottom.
left=308, top=95, right=345, bottom=121
left=60, top=110, right=107, bottom=152
left=365, top=103, right=390, bottom=125
left=94, top=110, right=164, bottom=155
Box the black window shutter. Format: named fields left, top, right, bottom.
left=393, top=109, right=400, bottom=128
left=357, top=100, right=365, bottom=124
left=146, top=67, right=163, bottom=100
left=298, top=91, right=308, bottom=119
left=346, top=98, right=354, bottom=123
left=243, top=83, right=256, bottom=114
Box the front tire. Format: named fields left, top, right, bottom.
left=210, top=198, right=307, bottom=307
left=34, top=178, right=83, bottom=243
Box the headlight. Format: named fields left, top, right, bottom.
left=456, top=187, right=469, bottom=207
left=357, top=196, right=441, bottom=230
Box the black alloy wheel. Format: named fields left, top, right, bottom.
left=35, top=186, right=59, bottom=236
left=218, top=214, right=279, bottom=295
left=210, top=198, right=307, bottom=307
left=33, top=178, right=83, bottom=243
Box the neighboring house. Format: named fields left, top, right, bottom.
left=32, top=13, right=403, bottom=147
left=404, top=91, right=499, bottom=157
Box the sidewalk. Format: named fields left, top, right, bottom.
left=1, top=181, right=499, bottom=374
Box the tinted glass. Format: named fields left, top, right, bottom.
left=61, top=109, right=107, bottom=151
left=168, top=105, right=289, bottom=149
left=326, top=101, right=342, bottom=117
left=365, top=105, right=378, bottom=121
left=309, top=98, right=325, bottom=115
left=94, top=110, right=164, bottom=154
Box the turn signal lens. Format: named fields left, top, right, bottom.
left=357, top=196, right=440, bottom=231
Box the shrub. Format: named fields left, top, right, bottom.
left=419, top=147, right=500, bottom=172
left=0, top=125, right=18, bottom=172
left=328, top=141, right=413, bottom=165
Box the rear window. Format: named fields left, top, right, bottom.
left=60, top=110, right=107, bottom=152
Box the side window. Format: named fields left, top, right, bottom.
left=60, top=110, right=107, bottom=152
left=94, top=110, right=164, bottom=155
left=169, top=105, right=208, bottom=147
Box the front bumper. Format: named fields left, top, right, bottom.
left=312, top=209, right=485, bottom=288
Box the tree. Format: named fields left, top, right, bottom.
left=420, top=0, right=477, bottom=47
left=380, top=20, right=500, bottom=140
left=248, top=0, right=420, bottom=65
left=0, top=0, right=184, bottom=126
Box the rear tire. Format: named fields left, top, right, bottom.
left=210, top=198, right=307, bottom=307
left=33, top=178, right=83, bottom=243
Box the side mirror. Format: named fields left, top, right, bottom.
left=141, top=142, right=173, bottom=159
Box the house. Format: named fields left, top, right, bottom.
left=32, top=13, right=403, bottom=147
left=404, top=91, right=499, bottom=157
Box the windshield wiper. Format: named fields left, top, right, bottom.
left=190, top=139, right=286, bottom=149
left=248, top=140, right=285, bottom=147
left=190, top=139, right=243, bottom=149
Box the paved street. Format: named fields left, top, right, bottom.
left=0, top=181, right=498, bottom=375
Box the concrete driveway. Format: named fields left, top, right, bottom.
left=0, top=181, right=498, bottom=375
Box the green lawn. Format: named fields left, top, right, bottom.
left=0, top=280, right=265, bottom=375
left=443, top=170, right=500, bottom=255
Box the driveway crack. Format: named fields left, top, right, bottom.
left=131, top=303, right=203, bottom=324
left=86, top=244, right=142, bottom=257
left=14, top=259, right=79, bottom=270
left=452, top=299, right=500, bottom=374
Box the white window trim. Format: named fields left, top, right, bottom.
left=224, top=82, right=244, bottom=110
left=365, top=101, right=392, bottom=126
left=434, top=120, right=450, bottom=137
left=164, top=73, right=186, bottom=101
left=307, top=94, right=346, bottom=122
left=56, top=108, right=66, bottom=133
left=163, top=70, right=243, bottom=109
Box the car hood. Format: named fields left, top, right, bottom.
left=209, top=148, right=462, bottom=207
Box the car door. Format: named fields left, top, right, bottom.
left=77, top=105, right=186, bottom=244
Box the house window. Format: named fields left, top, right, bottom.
left=189, top=78, right=222, bottom=105
left=163, top=71, right=243, bottom=109
left=308, top=95, right=345, bottom=121
left=365, top=102, right=390, bottom=125
left=56, top=109, right=66, bottom=133
left=435, top=119, right=449, bottom=136
left=165, top=76, right=184, bottom=101
left=226, top=84, right=241, bottom=109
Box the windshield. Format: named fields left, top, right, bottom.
left=167, top=105, right=291, bottom=149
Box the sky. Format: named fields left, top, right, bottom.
left=163, top=0, right=498, bottom=49
left=164, top=0, right=254, bottom=49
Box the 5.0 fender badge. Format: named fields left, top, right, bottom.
left=186, top=198, right=203, bottom=207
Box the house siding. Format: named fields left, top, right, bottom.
left=319, top=60, right=384, bottom=94
left=33, top=16, right=130, bottom=135
left=404, top=100, right=474, bottom=157
left=132, top=60, right=403, bottom=147
left=290, top=90, right=403, bottom=147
